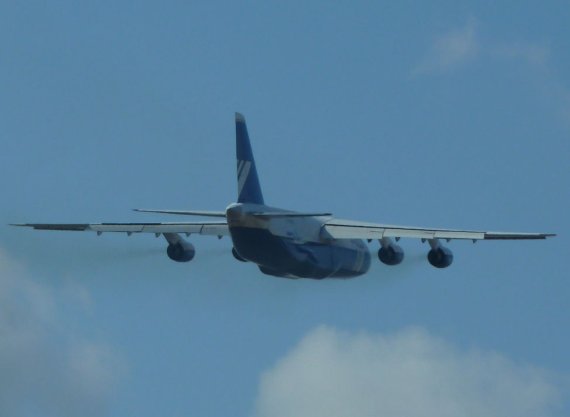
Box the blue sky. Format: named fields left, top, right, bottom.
left=1, top=1, right=568, bottom=416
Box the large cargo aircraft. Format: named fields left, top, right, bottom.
left=13, top=113, right=555, bottom=279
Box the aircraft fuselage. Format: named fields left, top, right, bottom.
left=226, top=203, right=371, bottom=279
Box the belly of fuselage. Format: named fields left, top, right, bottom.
left=229, top=226, right=371, bottom=279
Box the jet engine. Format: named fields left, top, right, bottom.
left=378, top=238, right=404, bottom=266
left=427, top=246, right=453, bottom=268
left=166, top=240, right=196, bottom=262
left=232, top=247, right=248, bottom=262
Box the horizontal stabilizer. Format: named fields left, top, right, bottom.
left=250, top=212, right=332, bottom=218
left=133, top=209, right=332, bottom=218
left=133, top=209, right=226, bottom=217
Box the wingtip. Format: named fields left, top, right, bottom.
left=235, top=112, right=246, bottom=123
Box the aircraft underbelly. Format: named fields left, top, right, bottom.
left=229, top=226, right=370, bottom=279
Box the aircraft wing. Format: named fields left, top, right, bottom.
left=12, top=222, right=229, bottom=237
left=322, top=219, right=555, bottom=241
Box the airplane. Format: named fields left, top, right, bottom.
left=13, top=113, right=555, bottom=279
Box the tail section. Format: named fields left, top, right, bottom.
left=235, top=113, right=264, bottom=204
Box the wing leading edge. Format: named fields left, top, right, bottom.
left=322, top=219, right=555, bottom=241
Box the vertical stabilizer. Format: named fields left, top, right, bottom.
left=235, top=113, right=264, bottom=204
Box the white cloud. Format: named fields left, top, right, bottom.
left=413, top=19, right=479, bottom=75
left=412, top=21, right=570, bottom=128
left=414, top=21, right=549, bottom=74
left=254, top=326, right=564, bottom=417
left=0, top=249, right=123, bottom=417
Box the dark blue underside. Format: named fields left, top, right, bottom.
left=230, top=226, right=370, bottom=279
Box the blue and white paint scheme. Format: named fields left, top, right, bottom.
left=13, top=113, right=555, bottom=279
left=229, top=112, right=370, bottom=278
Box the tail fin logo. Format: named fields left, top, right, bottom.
left=237, top=160, right=252, bottom=197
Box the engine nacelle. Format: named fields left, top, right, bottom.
left=167, top=241, right=196, bottom=262
left=427, top=247, right=453, bottom=268
left=378, top=243, right=404, bottom=266
left=232, top=247, right=248, bottom=262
